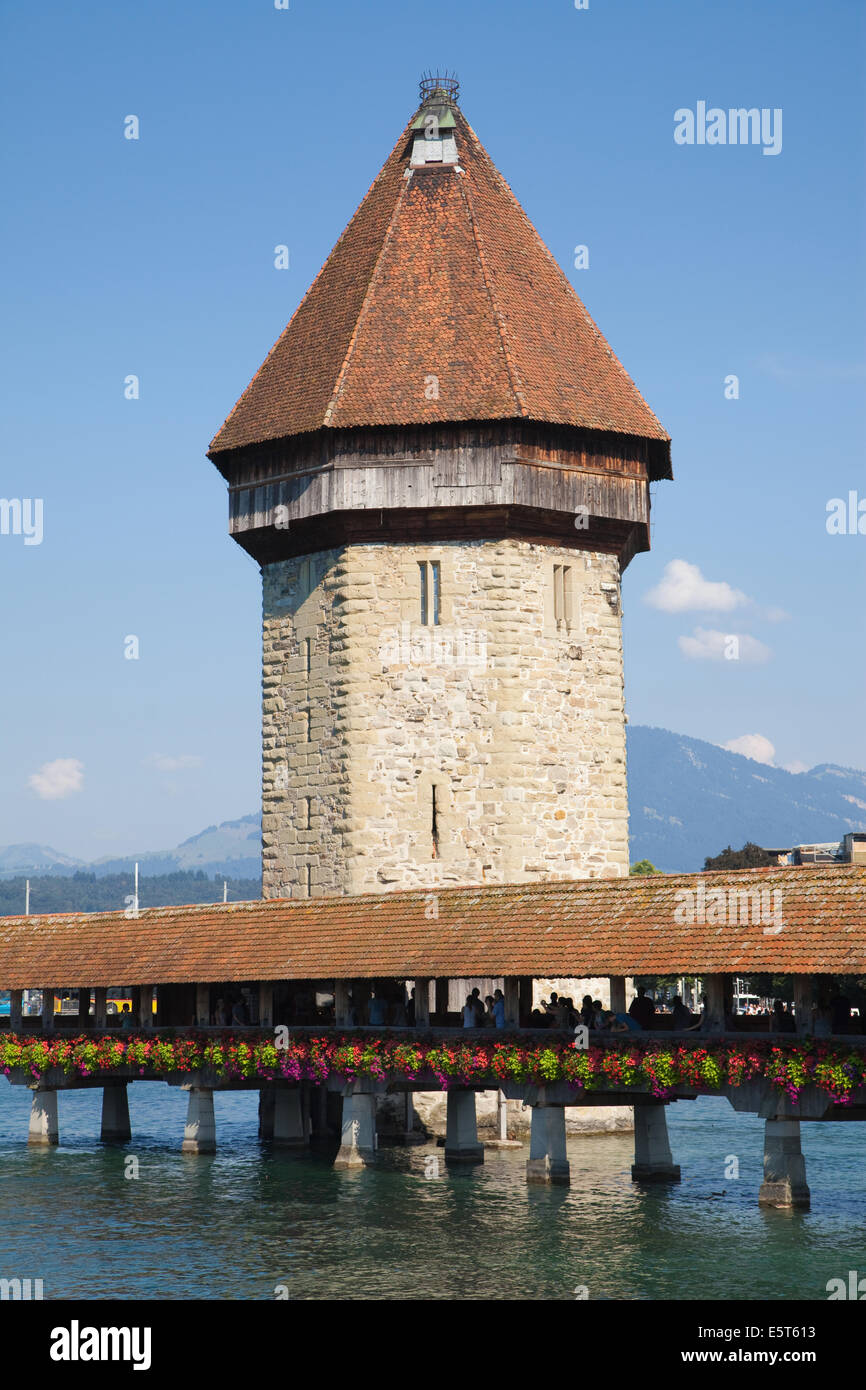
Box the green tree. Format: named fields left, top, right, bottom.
left=704, top=842, right=774, bottom=871
left=630, top=859, right=662, bottom=876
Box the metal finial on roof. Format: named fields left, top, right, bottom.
left=419, top=70, right=459, bottom=104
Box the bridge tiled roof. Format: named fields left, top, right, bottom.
left=0, top=866, right=862, bottom=988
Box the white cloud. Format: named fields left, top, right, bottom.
left=146, top=754, right=203, bottom=773
left=722, top=734, right=776, bottom=765
left=644, top=560, right=748, bottom=613
left=28, top=757, right=84, bottom=800
left=761, top=606, right=790, bottom=624
left=678, top=627, right=771, bottom=664
left=782, top=760, right=809, bottom=775
left=756, top=353, right=866, bottom=385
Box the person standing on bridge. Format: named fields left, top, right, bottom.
left=629, top=987, right=655, bottom=1031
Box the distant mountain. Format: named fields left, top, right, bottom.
left=89, top=814, right=261, bottom=880
left=0, top=815, right=261, bottom=883
left=0, top=843, right=84, bottom=876
left=3, top=731, right=865, bottom=889
left=627, top=726, right=866, bottom=872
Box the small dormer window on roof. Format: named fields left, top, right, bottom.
left=411, top=103, right=458, bottom=166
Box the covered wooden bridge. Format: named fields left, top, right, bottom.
left=0, top=864, right=864, bottom=1207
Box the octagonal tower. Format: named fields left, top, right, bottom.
left=209, top=76, right=671, bottom=899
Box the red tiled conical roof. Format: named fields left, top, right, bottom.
left=209, top=99, right=669, bottom=458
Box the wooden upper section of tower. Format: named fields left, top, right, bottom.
left=208, top=77, right=671, bottom=566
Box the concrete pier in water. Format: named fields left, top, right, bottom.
left=631, top=1104, right=680, bottom=1183
left=182, top=1087, right=216, bottom=1155
left=444, top=1090, right=484, bottom=1164
left=101, top=1084, right=131, bottom=1143
left=759, top=1117, right=811, bottom=1210
left=28, top=1090, right=58, bottom=1148
left=526, top=1104, right=570, bottom=1185
left=334, top=1090, right=377, bottom=1169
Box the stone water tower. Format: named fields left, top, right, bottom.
left=208, top=75, right=671, bottom=899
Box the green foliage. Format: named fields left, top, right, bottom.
left=0, top=871, right=261, bottom=916
left=704, top=842, right=775, bottom=871
left=630, top=859, right=663, bottom=875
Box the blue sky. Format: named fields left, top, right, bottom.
left=1, top=0, right=864, bottom=859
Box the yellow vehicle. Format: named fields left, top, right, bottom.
left=48, top=991, right=156, bottom=1016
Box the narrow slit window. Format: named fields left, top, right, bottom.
left=431, top=784, right=440, bottom=858
left=305, top=708, right=312, bottom=742
left=305, top=635, right=312, bottom=675
left=562, top=564, right=572, bottom=626
left=419, top=561, right=441, bottom=625
left=553, top=563, right=572, bottom=628
left=305, top=796, right=311, bottom=830
left=306, top=863, right=312, bottom=898
left=419, top=561, right=428, bottom=624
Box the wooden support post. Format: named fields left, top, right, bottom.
left=259, top=982, right=274, bottom=1030
left=792, top=976, right=812, bottom=1035
left=139, top=985, right=154, bottom=1030
left=195, top=984, right=210, bottom=1027
left=94, top=988, right=108, bottom=1030
left=703, top=975, right=725, bottom=1034
left=10, top=990, right=22, bottom=1032
left=414, top=978, right=430, bottom=1029
left=609, top=976, right=626, bottom=1014
left=334, top=980, right=352, bottom=1027
left=41, top=988, right=54, bottom=1033
left=519, top=976, right=533, bottom=1020
left=504, top=977, right=520, bottom=1029
left=78, top=988, right=91, bottom=1028
left=434, top=977, right=449, bottom=1019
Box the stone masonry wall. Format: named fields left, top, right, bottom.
left=262, top=538, right=629, bottom=898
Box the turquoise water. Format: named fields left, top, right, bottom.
left=0, top=1083, right=862, bottom=1300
